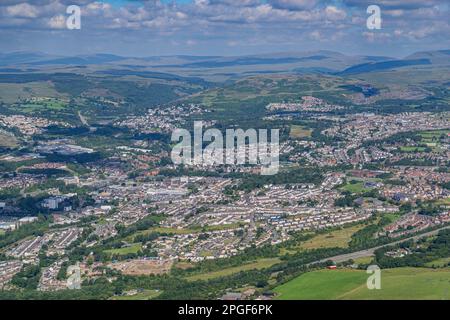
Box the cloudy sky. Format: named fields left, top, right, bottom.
left=0, top=0, right=449, bottom=57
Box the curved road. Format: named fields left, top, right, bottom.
left=313, top=225, right=450, bottom=265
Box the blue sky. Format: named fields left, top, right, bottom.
left=0, top=0, right=449, bottom=57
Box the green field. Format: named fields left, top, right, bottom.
left=295, top=224, right=366, bottom=250
left=353, top=256, right=375, bottom=265
left=104, top=243, right=142, bottom=256
left=18, top=99, right=67, bottom=113
left=274, top=268, right=450, bottom=300
left=341, top=182, right=370, bottom=194
left=384, top=213, right=402, bottom=223
left=185, top=258, right=281, bottom=282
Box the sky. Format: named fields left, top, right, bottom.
left=0, top=0, right=449, bottom=57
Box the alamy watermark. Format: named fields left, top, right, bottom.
left=171, top=121, right=280, bottom=175
left=66, top=262, right=81, bottom=289
left=66, top=5, right=81, bottom=30
left=367, top=265, right=381, bottom=290
left=367, top=5, right=382, bottom=30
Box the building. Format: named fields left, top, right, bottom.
left=17, top=216, right=38, bottom=227
left=0, top=222, right=16, bottom=231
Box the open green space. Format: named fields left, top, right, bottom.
left=383, top=213, right=402, bottom=224
left=353, top=256, right=374, bottom=265
left=274, top=268, right=450, bottom=300
left=104, top=243, right=142, bottom=256
left=295, top=224, right=366, bottom=250
left=17, top=98, right=67, bottom=113
left=340, top=182, right=370, bottom=194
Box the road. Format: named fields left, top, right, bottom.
left=313, top=225, right=450, bottom=265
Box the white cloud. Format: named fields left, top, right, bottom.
left=0, top=0, right=448, bottom=55
left=325, top=6, right=347, bottom=21
left=5, top=3, right=39, bottom=18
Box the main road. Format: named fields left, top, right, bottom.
left=312, top=225, right=450, bottom=265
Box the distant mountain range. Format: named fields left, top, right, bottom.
left=1, top=49, right=449, bottom=80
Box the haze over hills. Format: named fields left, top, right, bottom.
left=1, top=49, right=449, bottom=82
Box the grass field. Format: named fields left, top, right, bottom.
left=104, top=243, right=142, bottom=256
left=353, top=256, right=375, bottom=265
left=341, top=182, right=369, bottom=194
left=18, top=99, right=66, bottom=113
left=274, top=268, right=450, bottom=300
left=185, top=258, right=281, bottom=282
left=0, top=230, right=5, bottom=236
left=110, top=290, right=161, bottom=300
left=290, top=125, right=313, bottom=139
left=296, top=224, right=366, bottom=250
left=384, top=213, right=402, bottom=224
